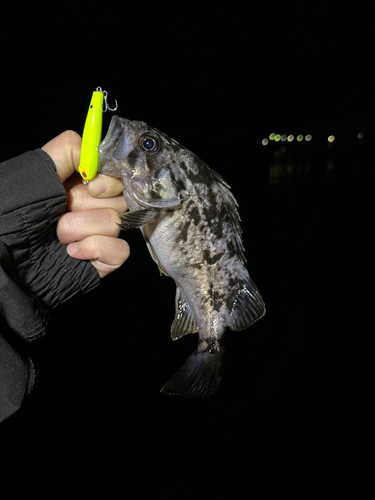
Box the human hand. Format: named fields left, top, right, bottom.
left=41, top=131, right=129, bottom=278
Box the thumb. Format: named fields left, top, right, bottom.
left=41, top=130, right=82, bottom=183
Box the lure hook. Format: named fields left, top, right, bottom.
left=96, top=86, right=118, bottom=113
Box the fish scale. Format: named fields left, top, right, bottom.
left=99, top=116, right=266, bottom=398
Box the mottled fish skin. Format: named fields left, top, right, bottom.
left=99, top=116, right=265, bottom=398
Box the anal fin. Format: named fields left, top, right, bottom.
left=171, top=287, right=198, bottom=340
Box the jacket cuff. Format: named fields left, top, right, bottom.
left=0, top=149, right=100, bottom=341
left=0, top=149, right=66, bottom=215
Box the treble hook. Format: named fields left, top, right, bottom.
left=96, top=86, right=118, bottom=113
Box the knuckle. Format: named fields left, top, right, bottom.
left=121, top=239, right=130, bottom=258
left=60, top=130, right=81, bottom=144
left=67, top=186, right=85, bottom=210
left=57, top=212, right=83, bottom=238
left=56, top=213, right=71, bottom=237
left=88, top=235, right=102, bottom=254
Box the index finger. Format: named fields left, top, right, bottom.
left=41, top=130, right=82, bottom=183
left=88, top=174, right=125, bottom=199
left=66, top=182, right=127, bottom=213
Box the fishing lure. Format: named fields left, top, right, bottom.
left=78, top=87, right=118, bottom=184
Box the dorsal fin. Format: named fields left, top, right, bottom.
left=227, top=275, right=266, bottom=331
left=209, top=168, right=246, bottom=263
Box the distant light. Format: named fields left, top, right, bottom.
left=297, top=134, right=304, bottom=142
left=305, top=134, right=312, bottom=141
left=262, top=138, right=269, bottom=146
left=269, top=133, right=276, bottom=140
left=328, top=135, right=335, bottom=142
left=287, top=135, right=294, bottom=142
left=275, top=134, right=281, bottom=142
left=357, top=132, right=364, bottom=139
left=281, top=134, right=287, bottom=141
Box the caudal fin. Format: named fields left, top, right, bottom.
left=160, top=346, right=224, bottom=399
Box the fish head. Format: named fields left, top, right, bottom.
left=99, top=116, right=188, bottom=209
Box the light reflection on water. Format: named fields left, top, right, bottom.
left=269, top=162, right=314, bottom=184
left=263, top=134, right=371, bottom=185
left=261, top=130, right=371, bottom=185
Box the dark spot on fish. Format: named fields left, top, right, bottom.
left=206, top=284, right=224, bottom=312
left=183, top=198, right=194, bottom=210
left=126, top=149, right=139, bottom=169
left=175, top=201, right=192, bottom=243
left=201, top=186, right=219, bottom=227
left=180, top=244, right=189, bottom=256
left=202, top=249, right=224, bottom=265
left=211, top=291, right=224, bottom=312
left=181, top=160, right=200, bottom=179
left=213, top=204, right=229, bottom=240
left=202, top=205, right=216, bottom=223
left=190, top=262, right=203, bottom=270
left=227, top=275, right=238, bottom=290
left=190, top=206, right=201, bottom=226
left=176, top=218, right=192, bottom=243
left=149, top=181, right=163, bottom=199
left=226, top=240, right=237, bottom=258
left=145, top=154, right=157, bottom=173
left=168, top=169, right=186, bottom=193
left=175, top=204, right=202, bottom=244
left=176, top=178, right=187, bottom=193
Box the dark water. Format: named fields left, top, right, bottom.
left=1, top=83, right=373, bottom=494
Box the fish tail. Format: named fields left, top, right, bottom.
left=160, top=341, right=224, bottom=399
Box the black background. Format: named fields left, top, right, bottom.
left=1, top=17, right=373, bottom=496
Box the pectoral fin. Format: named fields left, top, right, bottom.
left=118, top=209, right=159, bottom=230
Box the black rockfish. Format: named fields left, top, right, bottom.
left=99, top=116, right=265, bottom=398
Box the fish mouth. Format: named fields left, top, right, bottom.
left=98, top=115, right=134, bottom=178
left=98, top=115, right=125, bottom=164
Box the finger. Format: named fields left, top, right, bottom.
left=57, top=208, right=121, bottom=244
left=67, top=235, right=130, bottom=279
left=88, top=174, right=125, bottom=198
left=66, top=182, right=128, bottom=213
left=63, top=171, right=82, bottom=193
left=41, top=130, right=81, bottom=183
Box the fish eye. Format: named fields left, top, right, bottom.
left=139, top=134, right=159, bottom=153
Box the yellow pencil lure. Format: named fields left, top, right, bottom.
left=79, top=87, right=118, bottom=184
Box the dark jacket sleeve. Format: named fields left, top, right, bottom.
left=0, top=149, right=100, bottom=422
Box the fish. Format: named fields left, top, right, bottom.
left=98, top=116, right=266, bottom=398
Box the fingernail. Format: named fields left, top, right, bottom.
left=89, top=175, right=109, bottom=196
left=67, top=242, right=79, bottom=256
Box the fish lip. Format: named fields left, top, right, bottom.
left=98, top=115, right=127, bottom=164
left=103, top=114, right=119, bottom=143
